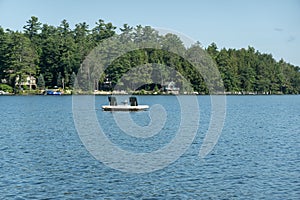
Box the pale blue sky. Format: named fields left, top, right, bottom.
left=0, top=0, right=299, bottom=66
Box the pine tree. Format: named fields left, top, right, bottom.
left=37, top=74, right=45, bottom=90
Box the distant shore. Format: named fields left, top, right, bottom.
left=0, top=89, right=295, bottom=96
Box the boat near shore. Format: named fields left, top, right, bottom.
left=44, top=90, right=62, bottom=95
left=102, top=96, right=149, bottom=111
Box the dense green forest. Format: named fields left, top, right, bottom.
left=0, top=16, right=299, bottom=94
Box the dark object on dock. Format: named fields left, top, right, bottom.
left=129, top=97, right=138, bottom=106
left=102, top=96, right=149, bottom=111
left=108, top=96, right=117, bottom=106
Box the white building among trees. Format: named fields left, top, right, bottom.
left=15, top=75, right=37, bottom=90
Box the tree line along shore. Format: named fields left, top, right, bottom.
left=0, top=16, right=299, bottom=95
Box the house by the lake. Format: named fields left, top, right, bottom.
left=163, top=81, right=180, bottom=94
left=15, top=75, right=37, bottom=90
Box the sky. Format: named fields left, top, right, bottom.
left=0, top=0, right=299, bottom=66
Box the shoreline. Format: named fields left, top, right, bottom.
left=0, top=88, right=298, bottom=96
left=1, top=92, right=298, bottom=96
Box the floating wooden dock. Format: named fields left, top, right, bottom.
left=102, top=96, right=149, bottom=111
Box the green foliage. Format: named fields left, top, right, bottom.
left=69, top=72, right=76, bottom=88
left=2, top=31, right=38, bottom=87
left=209, top=44, right=300, bottom=94
left=0, top=17, right=299, bottom=94
left=37, top=74, right=45, bottom=90
left=0, top=83, right=13, bottom=93
left=57, top=72, right=62, bottom=87
left=23, top=16, right=42, bottom=40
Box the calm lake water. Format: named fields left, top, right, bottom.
left=0, top=95, right=299, bottom=199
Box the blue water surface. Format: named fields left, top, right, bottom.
left=0, top=95, right=299, bottom=199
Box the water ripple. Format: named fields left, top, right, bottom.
left=0, top=95, right=299, bottom=199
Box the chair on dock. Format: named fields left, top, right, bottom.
left=129, top=97, right=138, bottom=106
left=108, top=96, right=117, bottom=106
